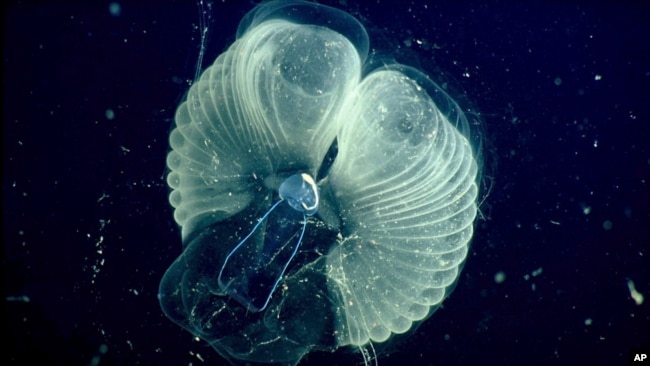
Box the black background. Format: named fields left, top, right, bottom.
left=3, top=0, right=649, bottom=365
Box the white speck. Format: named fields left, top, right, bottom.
left=109, top=3, right=122, bottom=17
left=494, top=271, right=506, bottom=284
left=6, top=295, right=30, bottom=302
left=602, top=220, right=613, bottom=230
left=627, top=279, right=644, bottom=305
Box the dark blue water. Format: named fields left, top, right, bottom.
left=3, top=1, right=648, bottom=365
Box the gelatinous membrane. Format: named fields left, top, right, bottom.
left=159, top=1, right=482, bottom=364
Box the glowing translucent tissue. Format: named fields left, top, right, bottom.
left=159, top=1, right=481, bottom=364
left=218, top=173, right=319, bottom=312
